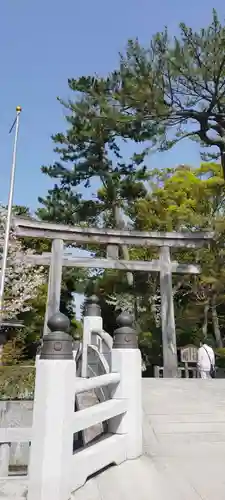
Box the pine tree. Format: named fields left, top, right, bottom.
left=38, top=76, right=149, bottom=285
left=102, top=11, right=225, bottom=177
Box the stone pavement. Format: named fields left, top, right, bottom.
left=143, top=379, right=225, bottom=500
left=72, top=456, right=187, bottom=500
left=1, top=378, right=225, bottom=499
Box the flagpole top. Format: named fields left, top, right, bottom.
left=16, top=106, right=22, bottom=113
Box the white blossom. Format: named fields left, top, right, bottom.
left=0, top=206, right=45, bottom=321
left=106, top=293, right=135, bottom=314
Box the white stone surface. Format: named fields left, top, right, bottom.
left=0, top=444, right=10, bottom=476
left=2, top=379, right=225, bottom=499
left=109, top=348, right=142, bottom=459
left=27, top=359, right=76, bottom=500
left=75, top=389, right=104, bottom=444
left=0, top=401, right=33, bottom=469
left=72, top=399, right=127, bottom=435
left=71, top=434, right=127, bottom=492
left=70, top=346, right=142, bottom=490
left=82, top=314, right=103, bottom=377
left=0, top=477, right=28, bottom=499
left=71, top=456, right=201, bottom=500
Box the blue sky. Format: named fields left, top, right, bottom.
left=0, top=0, right=224, bottom=211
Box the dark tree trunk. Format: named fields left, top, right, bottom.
left=211, top=294, right=223, bottom=348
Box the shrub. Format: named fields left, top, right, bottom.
left=0, top=365, right=35, bottom=400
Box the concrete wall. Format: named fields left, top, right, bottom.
left=0, top=394, right=102, bottom=468
left=0, top=401, right=33, bottom=468
left=0, top=389, right=107, bottom=469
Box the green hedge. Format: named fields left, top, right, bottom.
left=0, top=365, right=35, bottom=400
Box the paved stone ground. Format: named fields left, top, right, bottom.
left=72, top=456, right=186, bottom=500
left=142, top=379, right=225, bottom=500
left=2, top=379, right=225, bottom=499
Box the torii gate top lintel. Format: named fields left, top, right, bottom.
left=13, top=217, right=213, bottom=249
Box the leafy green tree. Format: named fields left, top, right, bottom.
left=132, top=162, right=225, bottom=348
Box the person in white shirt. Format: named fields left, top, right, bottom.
left=197, top=342, right=215, bottom=379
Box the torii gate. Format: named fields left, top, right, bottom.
left=12, top=217, right=212, bottom=377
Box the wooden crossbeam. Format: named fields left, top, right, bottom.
left=13, top=217, right=213, bottom=248
left=12, top=253, right=201, bottom=274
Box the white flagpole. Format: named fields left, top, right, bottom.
left=0, top=106, right=22, bottom=321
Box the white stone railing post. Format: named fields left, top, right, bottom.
left=0, top=443, right=10, bottom=476
left=82, top=295, right=103, bottom=377
left=109, top=312, right=142, bottom=459
left=28, top=312, right=75, bottom=500
left=72, top=333, right=81, bottom=360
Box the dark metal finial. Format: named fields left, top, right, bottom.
left=113, top=311, right=138, bottom=349
left=40, top=312, right=73, bottom=360
left=47, top=312, right=70, bottom=333
left=84, top=295, right=101, bottom=317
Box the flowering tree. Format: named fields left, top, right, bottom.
left=0, top=205, right=45, bottom=322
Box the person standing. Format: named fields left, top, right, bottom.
left=197, top=341, right=215, bottom=379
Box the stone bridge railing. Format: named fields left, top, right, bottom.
left=0, top=309, right=142, bottom=500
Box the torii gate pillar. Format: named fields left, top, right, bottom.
left=160, top=246, right=177, bottom=377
